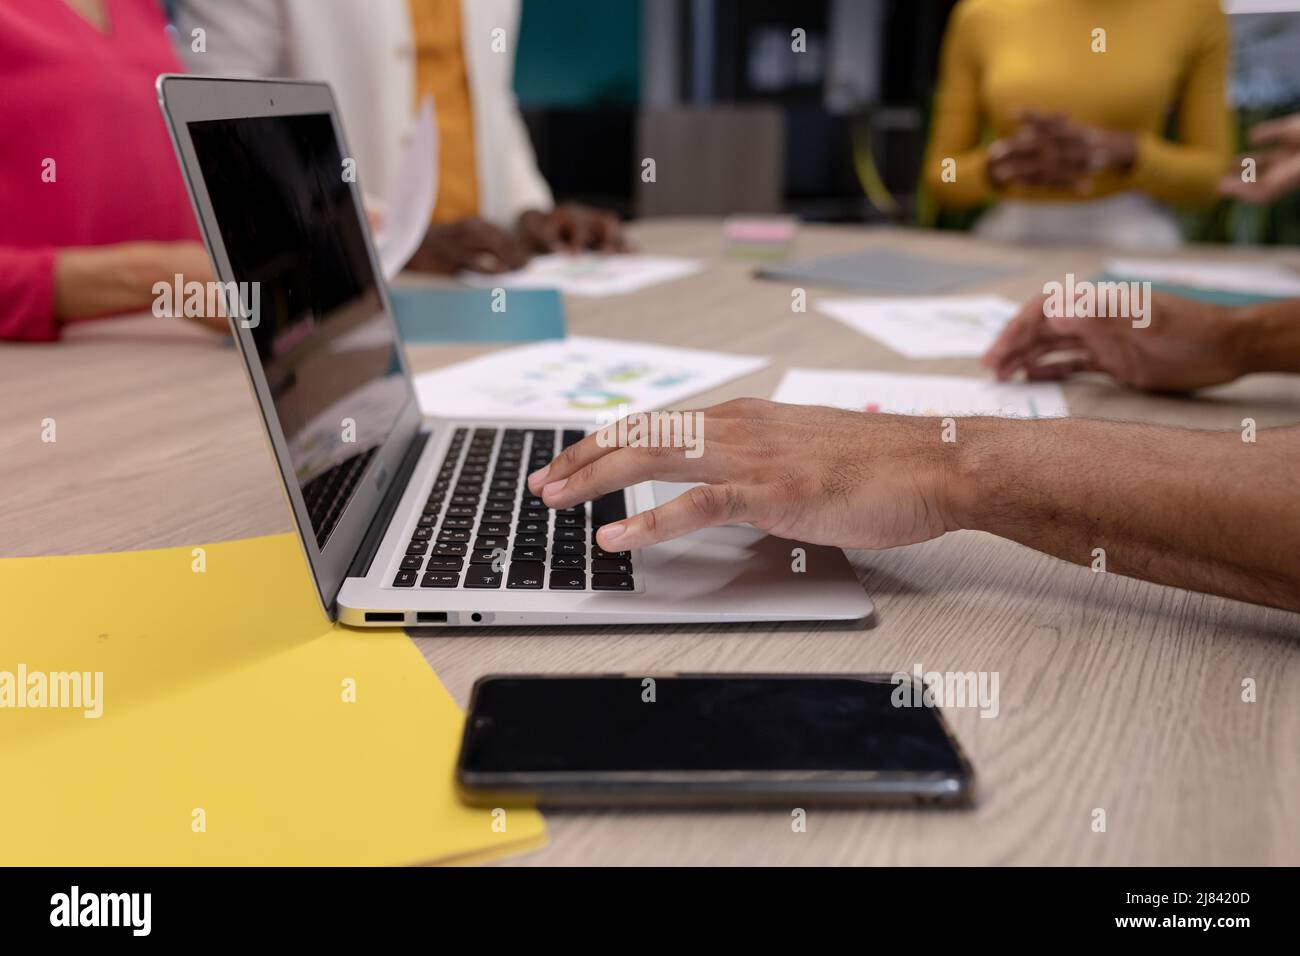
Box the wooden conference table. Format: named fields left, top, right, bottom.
left=2, top=221, right=1297, bottom=866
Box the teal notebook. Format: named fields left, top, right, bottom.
left=388, top=287, right=566, bottom=343
left=1092, top=273, right=1287, bottom=307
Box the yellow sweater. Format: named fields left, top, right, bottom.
left=922, top=0, right=1230, bottom=209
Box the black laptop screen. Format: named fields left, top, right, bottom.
left=187, top=112, right=411, bottom=549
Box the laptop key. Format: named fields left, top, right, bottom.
left=407, top=541, right=429, bottom=555
left=474, top=535, right=509, bottom=551
left=446, top=505, right=476, bottom=517
left=515, top=533, right=546, bottom=547
left=480, top=523, right=510, bottom=536
left=555, top=514, right=584, bottom=528
left=432, top=543, right=467, bottom=556
left=591, top=491, right=627, bottom=528
left=592, top=546, right=630, bottom=560
left=442, top=517, right=474, bottom=529
left=592, top=573, right=634, bottom=591
left=550, top=555, right=585, bottom=570
left=553, top=541, right=584, bottom=556
left=506, top=562, right=545, bottom=589
left=437, top=529, right=471, bottom=543
left=400, top=556, right=424, bottom=571
left=516, top=521, right=546, bottom=535
left=553, top=528, right=582, bottom=542
left=470, top=549, right=505, bottom=565
left=393, top=570, right=418, bottom=587
left=420, top=572, right=459, bottom=588
left=592, top=557, right=633, bottom=575
left=427, top=557, right=464, bottom=571
left=512, top=547, right=546, bottom=563
left=549, top=571, right=586, bottom=590
left=464, top=567, right=503, bottom=589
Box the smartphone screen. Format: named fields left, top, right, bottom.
left=458, top=675, right=970, bottom=802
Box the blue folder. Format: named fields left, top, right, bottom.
left=387, top=287, right=566, bottom=343
left=1092, top=273, right=1288, bottom=307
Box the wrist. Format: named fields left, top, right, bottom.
left=1228, top=301, right=1300, bottom=375
left=984, top=143, right=1011, bottom=188
left=54, top=245, right=157, bottom=319
left=939, top=417, right=1019, bottom=533
left=1084, top=128, right=1137, bottom=176
left=1106, top=131, right=1137, bottom=173
left=118, top=243, right=170, bottom=297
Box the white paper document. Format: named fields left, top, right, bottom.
left=815, top=295, right=1019, bottom=359
left=463, top=253, right=703, bottom=298
left=1105, top=258, right=1300, bottom=298
left=374, top=98, right=438, bottom=281
left=414, top=335, right=769, bottom=422
left=771, top=368, right=1068, bottom=419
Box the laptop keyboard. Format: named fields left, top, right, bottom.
left=391, top=428, right=635, bottom=592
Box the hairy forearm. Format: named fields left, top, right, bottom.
left=948, top=419, right=1300, bottom=612
left=1232, top=298, right=1300, bottom=375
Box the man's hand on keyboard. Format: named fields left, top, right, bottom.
left=527, top=399, right=961, bottom=553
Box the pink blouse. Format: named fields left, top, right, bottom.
left=0, top=0, right=198, bottom=341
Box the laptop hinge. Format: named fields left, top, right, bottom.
left=344, top=430, right=431, bottom=585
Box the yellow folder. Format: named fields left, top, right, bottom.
left=0, top=534, right=546, bottom=865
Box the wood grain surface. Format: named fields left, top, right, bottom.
left=2, top=221, right=1296, bottom=865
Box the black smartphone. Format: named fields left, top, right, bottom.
left=456, top=674, right=975, bottom=808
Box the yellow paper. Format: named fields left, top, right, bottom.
left=0, top=534, right=545, bottom=865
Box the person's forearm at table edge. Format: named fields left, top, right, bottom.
left=945, top=418, right=1300, bottom=613
left=1228, top=298, right=1300, bottom=376
left=53, top=244, right=176, bottom=320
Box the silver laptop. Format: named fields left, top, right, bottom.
left=158, top=76, right=873, bottom=628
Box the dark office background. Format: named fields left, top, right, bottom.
left=515, top=0, right=957, bottom=224
left=514, top=0, right=1300, bottom=243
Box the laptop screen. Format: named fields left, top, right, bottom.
left=187, top=113, right=412, bottom=550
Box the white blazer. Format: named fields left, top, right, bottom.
left=174, top=0, right=554, bottom=225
